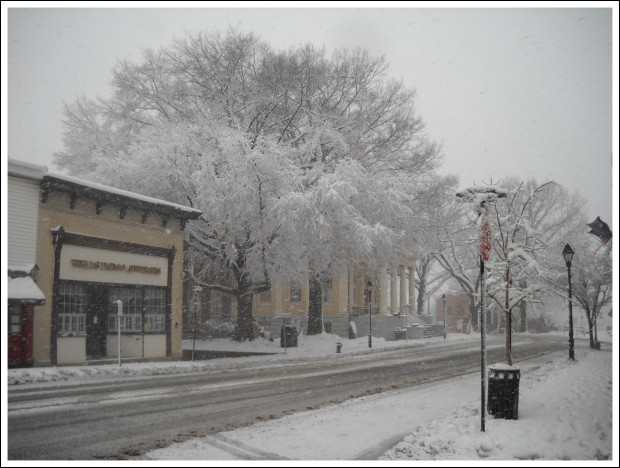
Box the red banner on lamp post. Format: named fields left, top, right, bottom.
left=480, top=217, right=492, bottom=261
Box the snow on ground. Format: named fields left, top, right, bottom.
left=7, top=332, right=433, bottom=386
left=5, top=330, right=617, bottom=464
left=141, top=334, right=616, bottom=463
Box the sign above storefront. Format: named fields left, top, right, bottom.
left=70, top=259, right=162, bottom=275
left=60, top=245, right=168, bottom=286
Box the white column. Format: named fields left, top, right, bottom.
left=400, top=265, right=407, bottom=314
left=379, top=264, right=388, bottom=316
left=338, top=267, right=349, bottom=314
left=408, top=266, right=416, bottom=314
left=348, top=266, right=355, bottom=312
left=390, top=266, right=398, bottom=314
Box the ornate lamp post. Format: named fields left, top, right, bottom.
left=562, top=243, right=575, bottom=360
left=442, top=294, right=447, bottom=339
left=366, top=280, right=373, bottom=348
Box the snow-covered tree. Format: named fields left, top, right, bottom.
left=408, top=175, right=460, bottom=318
left=485, top=179, right=588, bottom=365
left=429, top=184, right=484, bottom=332
left=54, top=29, right=441, bottom=340
left=566, top=237, right=612, bottom=348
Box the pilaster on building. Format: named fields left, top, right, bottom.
left=249, top=260, right=417, bottom=320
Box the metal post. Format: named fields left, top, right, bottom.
left=562, top=243, right=575, bottom=361
left=480, top=256, right=487, bottom=432
left=368, top=306, right=372, bottom=348
left=455, top=186, right=506, bottom=434
left=192, top=307, right=196, bottom=362
left=365, top=281, right=373, bottom=348
left=442, top=294, right=447, bottom=339
left=115, top=300, right=123, bottom=367
left=191, top=286, right=202, bottom=362
left=567, top=262, right=575, bottom=360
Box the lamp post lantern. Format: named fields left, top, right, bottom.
left=562, top=243, right=575, bottom=360
left=442, top=294, right=447, bottom=339
left=366, top=280, right=373, bottom=348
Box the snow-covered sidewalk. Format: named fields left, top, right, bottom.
left=5, top=332, right=616, bottom=462
left=140, top=340, right=615, bottom=462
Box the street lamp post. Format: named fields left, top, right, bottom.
left=562, top=243, right=575, bottom=360
left=366, top=280, right=373, bottom=348
left=456, top=185, right=507, bottom=433
left=191, top=285, right=202, bottom=362
left=442, top=294, right=447, bottom=339
left=115, top=300, right=123, bottom=367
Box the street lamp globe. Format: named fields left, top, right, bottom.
left=562, top=243, right=575, bottom=266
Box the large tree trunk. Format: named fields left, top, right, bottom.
left=233, top=291, right=255, bottom=341
left=307, top=272, right=323, bottom=335
left=232, top=252, right=258, bottom=342
left=586, top=308, right=595, bottom=348
left=417, top=274, right=427, bottom=319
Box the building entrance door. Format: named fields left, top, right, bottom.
left=86, top=285, right=108, bottom=358
left=8, top=304, right=34, bottom=366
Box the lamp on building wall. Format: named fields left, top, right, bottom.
left=442, top=294, right=447, bottom=339
left=366, top=280, right=373, bottom=348
left=562, top=243, right=575, bottom=360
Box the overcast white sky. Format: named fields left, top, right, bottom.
left=2, top=2, right=618, bottom=225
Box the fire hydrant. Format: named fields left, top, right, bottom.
left=336, top=342, right=342, bottom=353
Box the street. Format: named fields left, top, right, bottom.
left=8, top=334, right=567, bottom=460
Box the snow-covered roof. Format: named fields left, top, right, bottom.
left=42, top=171, right=202, bottom=219
left=8, top=158, right=48, bottom=181
left=8, top=264, right=38, bottom=278
left=8, top=276, right=46, bottom=304
left=9, top=157, right=201, bottom=219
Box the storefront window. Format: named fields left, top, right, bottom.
left=143, top=287, right=165, bottom=332
left=109, top=286, right=166, bottom=333
left=58, top=281, right=87, bottom=335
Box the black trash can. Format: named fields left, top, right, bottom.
left=487, top=365, right=520, bottom=419
left=280, top=325, right=298, bottom=348
left=394, top=328, right=406, bottom=340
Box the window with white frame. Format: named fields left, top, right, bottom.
left=108, top=286, right=166, bottom=333
left=58, top=281, right=87, bottom=335
left=144, top=287, right=165, bottom=332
